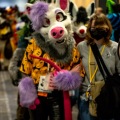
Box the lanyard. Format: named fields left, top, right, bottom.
left=88, top=45, right=105, bottom=83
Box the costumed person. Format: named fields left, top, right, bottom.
left=106, top=3, right=120, bottom=42
left=5, top=5, right=20, bottom=52
left=18, top=0, right=84, bottom=120
left=70, top=6, right=89, bottom=109
left=73, top=6, right=89, bottom=45
left=0, top=8, right=13, bottom=70
left=77, top=13, right=120, bottom=120
left=8, top=14, right=34, bottom=120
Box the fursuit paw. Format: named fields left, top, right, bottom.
left=53, top=70, right=83, bottom=91
left=18, top=77, right=40, bottom=109
left=29, top=98, right=40, bottom=110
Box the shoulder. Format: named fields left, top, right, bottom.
left=107, top=40, right=118, bottom=54
left=77, top=40, right=88, bottom=49
left=109, top=40, right=118, bottom=50
left=110, top=40, right=118, bottom=46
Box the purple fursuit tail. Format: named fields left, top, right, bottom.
left=54, top=71, right=82, bottom=91
left=18, top=77, right=37, bottom=108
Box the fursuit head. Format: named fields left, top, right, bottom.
left=26, top=0, right=75, bottom=64
left=72, top=6, right=89, bottom=44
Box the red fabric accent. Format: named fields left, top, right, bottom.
left=74, top=32, right=85, bottom=45
left=63, top=91, right=72, bottom=120
left=30, top=55, right=61, bottom=71
left=60, top=0, right=67, bottom=10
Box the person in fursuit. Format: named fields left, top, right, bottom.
left=8, top=14, right=34, bottom=120
left=77, top=13, right=120, bottom=120
left=18, top=0, right=84, bottom=120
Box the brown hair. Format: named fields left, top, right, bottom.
left=86, top=13, right=112, bottom=45
left=95, top=7, right=103, bottom=15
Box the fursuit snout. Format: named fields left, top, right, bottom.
left=51, top=27, right=64, bottom=39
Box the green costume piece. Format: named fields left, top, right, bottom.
left=28, top=0, right=37, bottom=4
left=106, top=0, right=115, bottom=14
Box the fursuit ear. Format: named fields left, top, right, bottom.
left=25, top=3, right=33, bottom=15
left=86, top=1, right=95, bottom=18
left=55, top=0, right=69, bottom=12
left=69, top=1, right=78, bottom=19
left=25, top=1, right=48, bottom=31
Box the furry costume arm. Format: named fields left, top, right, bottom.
left=8, top=48, right=26, bottom=86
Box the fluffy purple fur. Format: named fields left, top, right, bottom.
left=54, top=71, right=82, bottom=91
left=29, top=1, right=48, bottom=31
left=18, top=77, right=37, bottom=108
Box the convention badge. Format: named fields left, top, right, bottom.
left=69, top=90, right=75, bottom=96
left=45, top=73, right=55, bottom=91
left=38, top=73, right=54, bottom=93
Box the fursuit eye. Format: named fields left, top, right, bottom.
left=56, top=12, right=65, bottom=22
left=43, top=18, right=50, bottom=27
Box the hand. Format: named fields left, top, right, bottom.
left=11, top=70, right=21, bottom=86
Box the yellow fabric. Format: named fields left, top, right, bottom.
left=87, top=45, right=105, bottom=117
left=89, top=45, right=105, bottom=83
left=0, top=27, right=10, bottom=35
left=20, top=39, right=84, bottom=96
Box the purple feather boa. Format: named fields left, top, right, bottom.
left=18, top=77, right=37, bottom=108
left=29, top=1, right=48, bottom=31
left=53, top=71, right=83, bottom=91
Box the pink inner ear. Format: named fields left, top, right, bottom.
left=60, top=0, right=67, bottom=10
left=26, top=7, right=31, bottom=14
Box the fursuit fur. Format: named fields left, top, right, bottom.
left=29, top=1, right=48, bottom=31
left=18, top=77, right=40, bottom=108
left=8, top=48, right=26, bottom=86
left=73, top=6, right=89, bottom=44
left=53, top=70, right=82, bottom=91
left=33, top=33, right=74, bottom=64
